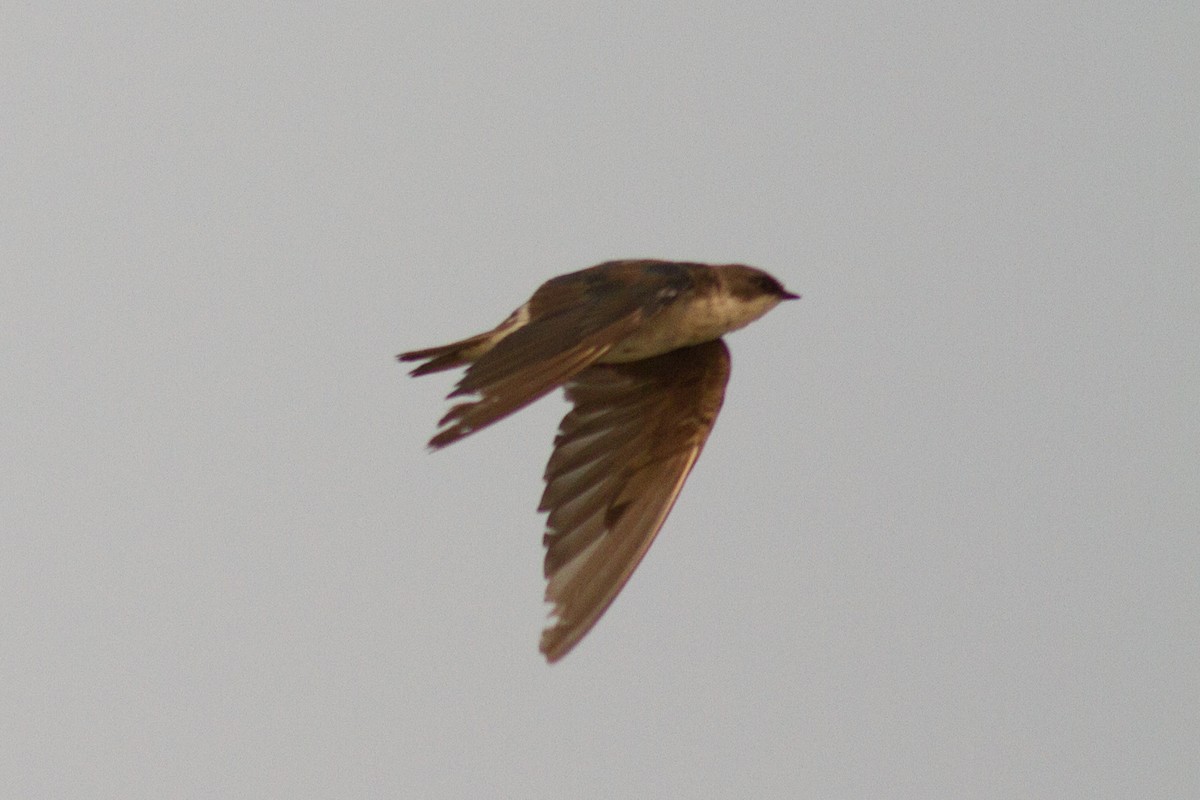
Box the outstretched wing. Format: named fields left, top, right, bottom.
left=537, top=339, right=731, bottom=662
left=412, top=262, right=696, bottom=449
left=426, top=307, right=644, bottom=449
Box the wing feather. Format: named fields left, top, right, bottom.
left=538, top=339, right=732, bottom=662
left=403, top=261, right=700, bottom=450
left=428, top=293, right=657, bottom=448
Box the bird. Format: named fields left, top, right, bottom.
left=398, top=259, right=798, bottom=662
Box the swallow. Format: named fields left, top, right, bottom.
left=398, top=259, right=798, bottom=662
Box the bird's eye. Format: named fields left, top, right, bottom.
left=757, top=275, right=784, bottom=295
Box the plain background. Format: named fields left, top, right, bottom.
left=4, top=3, right=1197, bottom=798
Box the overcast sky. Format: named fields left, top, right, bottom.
left=4, top=3, right=1197, bottom=798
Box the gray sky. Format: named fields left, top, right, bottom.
left=4, top=3, right=1197, bottom=798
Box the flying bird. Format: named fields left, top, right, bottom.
left=398, top=260, right=798, bottom=662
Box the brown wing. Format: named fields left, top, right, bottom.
left=537, top=339, right=731, bottom=662
left=422, top=262, right=696, bottom=449
left=427, top=310, right=644, bottom=449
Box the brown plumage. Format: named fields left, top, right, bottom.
left=398, top=260, right=797, bottom=661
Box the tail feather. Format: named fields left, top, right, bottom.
left=397, top=331, right=497, bottom=376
